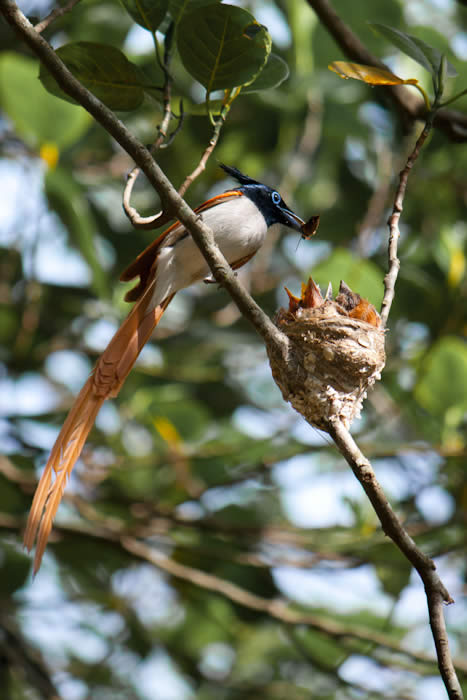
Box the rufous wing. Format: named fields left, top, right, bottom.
left=120, top=191, right=243, bottom=302
left=25, top=189, right=245, bottom=572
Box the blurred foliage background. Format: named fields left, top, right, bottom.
left=0, top=0, right=466, bottom=698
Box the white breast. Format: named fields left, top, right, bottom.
left=152, top=196, right=268, bottom=305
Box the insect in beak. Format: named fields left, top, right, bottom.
left=295, top=215, right=320, bottom=251
left=301, top=215, right=320, bottom=239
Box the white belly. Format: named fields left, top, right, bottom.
left=152, top=196, right=268, bottom=304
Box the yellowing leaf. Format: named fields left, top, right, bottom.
left=40, top=142, right=59, bottom=169
left=153, top=416, right=182, bottom=445
left=448, top=249, right=465, bottom=288
left=328, top=61, right=418, bottom=86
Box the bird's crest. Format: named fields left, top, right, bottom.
left=219, top=163, right=261, bottom=187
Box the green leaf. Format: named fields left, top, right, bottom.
left=120, top=0, right=169, bottom=32
left=310, top=248, right=383, bottom=308
left=242, top=53, right=289, bottom=93
left=177, top=4, right=271, bottom=94
left=0, top=53, right=91, bottom=150
left=415, top=337, right=467, bottom=421
left=40, top=42, right=146, bottom=111
left=369, top=23, right=457, bottom=79
left=410, top=40, right=457, bottom=80
left=168, top=0, right=221, bottom=25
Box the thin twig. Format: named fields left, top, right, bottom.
left=178, top=110, right=227, bottom=198
left=327, top=419, right=463, bottom=700
left=123, top=102, right=226, bottom=229
left=380, top=120, right=432, bottom=327
left=121, top=21, right=225, bottom=228
left=119, top=535, right=451, bottom=669
left=0, top=0, right=290, bottom=364
left=121, top=109, right=184, bottom=230
left=44, top=492, right=467, bottom=684
left=2, top=510, right=461, bottom=675
left=121, top=167, right=173, bottom=229
left=34, top=0, right=81, bottom=33
left=160, top=101, right=185, bottom=148
left=123, top=20, right=230, bottom=228
left=122, top=27, right=175, bottom=229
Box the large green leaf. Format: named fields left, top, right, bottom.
left=40, top=42, right=146, bottom=111
left=120, top=0, right=169, bottom=32
left=0, top=53, right=91, bottom=150
left=169, top=0, right=221, bottom=25
left=177, top=4, right=271, bottom=93
left=178, top=53, right=289, bottom=104
left=369, top=23, right=458, bottom=80
left=242, top=53, right=289, bottom=93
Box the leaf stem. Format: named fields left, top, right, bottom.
left=438, top=87, right=467, bottom=108
left=412, top=82, right=432, bottom=112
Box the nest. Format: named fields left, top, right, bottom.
left=267, top=278, right=386, bottom=431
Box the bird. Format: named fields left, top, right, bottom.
left=24, top=163, right=309, bottom=573
left=335, top=280, right=381, bottom=327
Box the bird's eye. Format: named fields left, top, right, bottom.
left=271, top=191, right=281, bottom=205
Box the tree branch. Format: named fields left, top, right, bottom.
left=34, top=0, right=81, bottom=33
left=327, top=419, right=463, bottom=700
left=177, top=108, right=226, bottom=197
left=380, top=120, right=432, bottom=326
left=3, top=3, right=463, bottom=696
left=0, top=0, right=290, bottom=364
left=4, top=508, right=463, bottom=676
left=122, top=25, right=175, bottom=229
left=305, top=0, right=467, bottom=141
left=122, top=105, right=225, bottom=230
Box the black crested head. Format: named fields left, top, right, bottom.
left=219, top=163, right=305, bottom=233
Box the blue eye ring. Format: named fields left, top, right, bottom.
left=271, top=191, right=281, bottom=205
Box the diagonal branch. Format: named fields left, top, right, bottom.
left=34, top=0, right=81, bottom=33
left=3, top=509, right=464, bottom=675
left=305, top=0, right=467, bottom=141
left=0, top=0, right=290, bottom=364
left=3, top=3, right=462, bottom=696
left=327, top=419, right=463, bottom=700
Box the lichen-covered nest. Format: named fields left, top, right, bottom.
left=267, top=278, right=386, bottom=431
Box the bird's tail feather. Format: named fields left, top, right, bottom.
left=24, top=381, right=105, bottom=573
left=24, top=292, right=174, bottom=574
